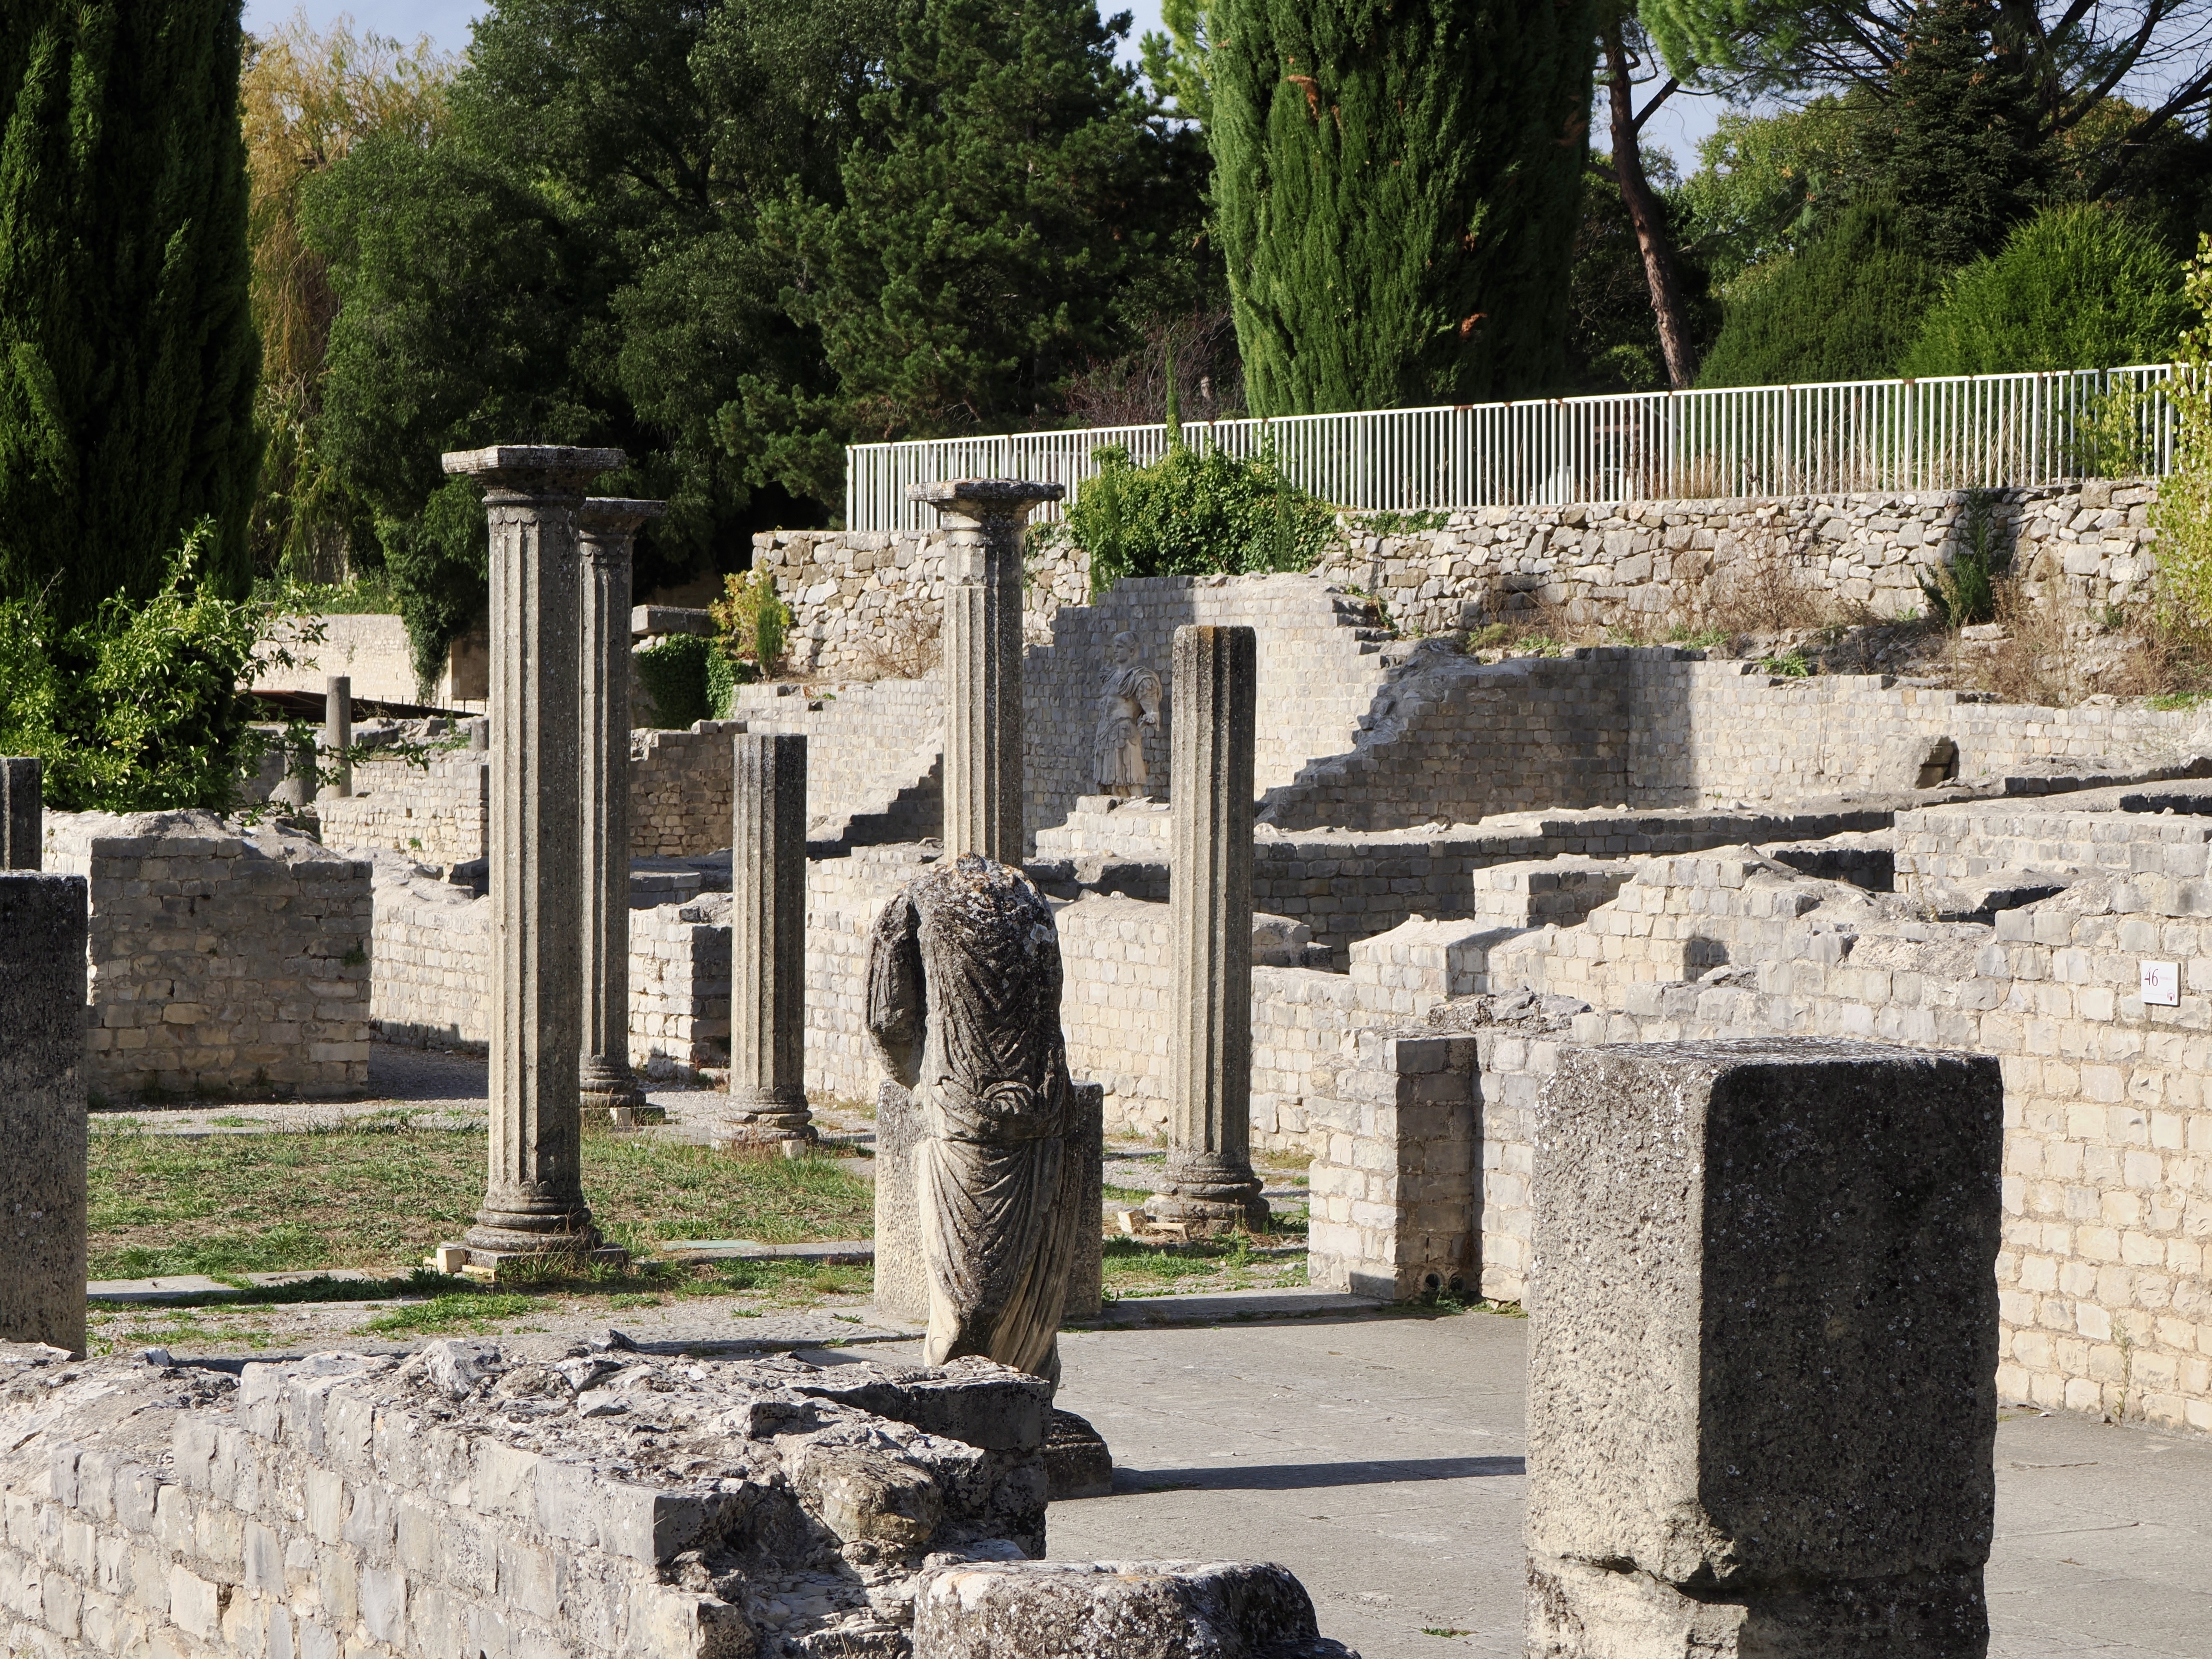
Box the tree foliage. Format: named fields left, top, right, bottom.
left=1208, top=0, right=1598, bottom=413
left=1903, top=203, right=2189, bottom=375
left=2152, top=232, right=2212, bottom=628
left=1063, top=440, right=1335, bottom=591
left=0, top=0, right=262, bottom=631
left=1697, top=197, right=1948, bottom=384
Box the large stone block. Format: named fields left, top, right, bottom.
left=0, top=873, right=88, bottom=1354
left=1527, top=1038, right=2003, bottom=1657
left=911, top=1559, right=1359, bottom=1659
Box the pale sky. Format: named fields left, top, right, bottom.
left=242, top=0, right=1735, bottom=173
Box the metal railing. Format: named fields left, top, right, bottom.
left=844, top=364, right=2178, bottom=534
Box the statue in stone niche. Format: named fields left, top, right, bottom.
left=866, top=853, right=1085, bottom=1386
left=1091, top=631, right=1161, bottom=797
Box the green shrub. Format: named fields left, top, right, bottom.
left=0, top=522, right=304, bottom=811
left=710, top=569, right=791, bottom=673
left=2153, top=234, right=2212, bottom=630
left=1698, top=199, right=1949, bottom=387
left=1919, top=491, right=2011, bottom=627
left=634, top=633, right=713, bottom=730
left=1065, top=442, right=1336, bottom=595
left=1903, top=204, right=2189, bottom=377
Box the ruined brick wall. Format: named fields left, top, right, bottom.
left=317, top=756, right=489, bottom=863
left=42, top=812, right=371, bottom=1099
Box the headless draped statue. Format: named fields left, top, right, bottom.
left=1091, top=632, right=1161, bottom=797
left=865, top=853, right=1085, bottom=1387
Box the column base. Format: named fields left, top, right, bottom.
left=432, top=1240, right=630, bottom=1283
left=1149, top=1162, right=1269, bottom=1234
left=462, top=1200, right=607, bottom=1262
left=710, top=1085, right=815, bottom=1148
left=580, top=1059, right=647, bottom=1112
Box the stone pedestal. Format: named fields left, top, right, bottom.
left=720, top=731, right=812, bottom=1140
left=908, top=479, right=1062, bottom=863
left=442, top=444, right=627, bottom=1271
left=577, top=498, right=665, bottom=1118
left=323, top=675, right=353, bottom=799
left=0, top=872, right=87, bottom=1355
left=1526, top=1038, right=2004, bottom=1658
left=3, top=756, right=40, bottom=869
left=1150, top=626, right=1267, bottom=1232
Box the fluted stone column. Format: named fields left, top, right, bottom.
left=578, top=498, right=665, bottom=1118
left=3, top=757, right=40, bottom=869
left=442, top=444, right=623, bottom=1267
left=721, top=732, right=812, bottom=1142
left=323, top=676, right=353, bottom=799
left=909, top=479, right=1062, bottom=863
left=1151, top=625, right=1268, bottom=1232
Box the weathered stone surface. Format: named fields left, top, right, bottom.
left=444, top=443, right=619, bottom=1260
left=4, top=755, right=41, bottom=868
left=0, top=1344, right=1057, bottom=1659
left=868, top=853, right=1088, bottom=1385
left=579, top=498, right=665, bottom=1113
left=910, top=1559, right=1359, bottom=1658
left=725, top=732, right=810, bottom=1136
left=1153, top=626, right=1267, bottom=1231
left=1042, top=1408, right=1112, bottom=1501
left=0, top=873, right=87, bottom=1356
left=1527, top=1037, right=2004, bottom=1656
left=912, top=478, right=1060, bottom=863
left=1092, top=631, right=1161, bottom=797
left=324, top=674, right=354, bottom=798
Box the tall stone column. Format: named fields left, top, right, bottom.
left=2, top=756, right=40, bottom=869
left=442, top=444, right=623, bottom=1268
left=0, top=870, right=87, bottom=1355
left=1527, top=1039, right=2002, bottom=1656
left=722, top=731, right=812, bottom=1141
left=323, top=676, right=353, bottom=799
left=577, top=498, right=665, bottom=1118
left=909, top=479, right=1062, bottom=863
left=1150, top=625, right=1268, bottom=1232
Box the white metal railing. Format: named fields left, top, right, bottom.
left=844, top=364, right=2178, bottom=533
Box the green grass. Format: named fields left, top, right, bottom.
left=1100, top=1234, right=1307, bottom=1298
left=360, top=1292, right=540, bottom=1336
left=89, top=1122, right=873, bottom=1280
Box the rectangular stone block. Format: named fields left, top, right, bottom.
left=1527, top=1037, right=2003, bottom=1658
left=0, top=873, right=87, bottom=1354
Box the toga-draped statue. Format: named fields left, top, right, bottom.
left=1091, top=632, right=1161, bottom=797
left=866, top=853, right=1085, bottom=1387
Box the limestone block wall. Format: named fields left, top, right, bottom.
left=317, top=755, right=489, bottom=862
left=1892, top=790, right=2212, bottom=889
left=731, top=680, right=945, bottom=842
left=43, top=811, right=371, bottom=1098
left=630, top=725, right=739, bottom=858
left=252, top=612, right=489, bottom=709
left=1310, top=477, right=2160, bottom=637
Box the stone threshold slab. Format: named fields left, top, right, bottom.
left=657, top=1239, right=876, bottom=1265
left=89, top=1269, right=382, bottom=1304
left=1074, top=1289, right=1387, bottom=1327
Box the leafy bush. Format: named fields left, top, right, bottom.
left=710, top=569, right=791, bottom=674
left=0, top=523, right=306, bottom=811
left=1065, top=442, right=1336, bottom=595
left=634, top=633, right=714, bottom=730
left=1919, top=491, right=2011, bottom=627
left=1698, top=199, right=1948, bottom=387
left=1903, top=205, right=2189, bottom=377
left=2153, top=234, right=2212, bottom=631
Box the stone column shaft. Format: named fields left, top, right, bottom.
left=1152, top=625, right=1267, bottom=1231
left=0, top=871, right=86, bottom=1354
left=911, top=479, right=1062, bottom=863
left=578, top=498, right=665, bottom=1115
left=443, top=444, right=623, bottom=1262
left=324, top=676, right=353, bottom=799
left=724, top=731, right=812, bottom=1138
left=2, top=756, right=40, bottom=870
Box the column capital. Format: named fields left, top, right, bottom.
left=443, top=445, right=626, bottom=499
left=908, top=478, right=1064, bottom=527
left=580, top=496, right=668, bottom=543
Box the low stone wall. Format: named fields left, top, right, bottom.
left=252, top=612, right=489, bottom=709
left=630, top=725, right=737, bottom=859
left=44, top=811, right=371, bottom=1099
left=731, top=681, right=944, bottom=843
left=1311, top=477, right=2160, bottom=637
left=317, top=755, right=489, bottom=863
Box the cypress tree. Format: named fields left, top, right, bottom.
left=0, top=2, right=262, bottom=628
left=1208, top=0, right=1598, bottom=414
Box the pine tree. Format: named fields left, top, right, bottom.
left=1870, top=0, right=2043, bottom=270
left=0, top=2, right=262, bottom=626
left=1208, top=0, right=1598, bottom=414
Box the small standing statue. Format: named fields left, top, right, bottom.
left=1091, top=631, right=1161, bottom=798
left=866, top=853, right=1086, bottom=1386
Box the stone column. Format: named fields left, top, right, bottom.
left=1150, top=625, right=1267, bottom=1232
left=577, top=498, right=665, bottom=1118
left=2, top=756, right=40, bottom=869
left=323, top=676, right=353, bottom=799
left=442, top=444, right=623, bottom=1269
left=0, top=870, right=88, bottom=1354
left=1526, top=1038, right=2003, bottom=1657
left=908, top=479, right=1062, bottom=863
left=721, top=731, right=812, bottom=1141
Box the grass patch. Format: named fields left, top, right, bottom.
left=359, top=1292, right=540, bottom=1336
left=90, top=1123, right=873, bottom=1280
left=1100, top=1233, right=1307, bottom=1298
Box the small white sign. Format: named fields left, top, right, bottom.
left=2141, top=960, right=2181, bottom=1007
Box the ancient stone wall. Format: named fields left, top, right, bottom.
left=318, top=755, right=489, bottom=863
left=629, top=725, right=738, bottom=859
left=1311, top=477, right=2159, bottom=636
left=43, top=812, right=371, bottom=1099
left=731, top=681, right=945, bottom=843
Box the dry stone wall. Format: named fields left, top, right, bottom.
left=43, top=812, right=371, bottom=1098
left=318, top=756, right=489, bottom=863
